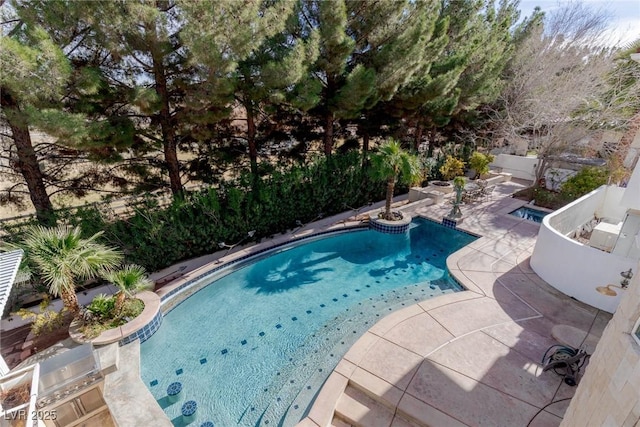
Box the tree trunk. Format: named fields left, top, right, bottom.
left=151, top=44, right=182, bottom=196
left=0, top=91, right=55, bottom=225
left=414, top=124, right=423, bottom=152
left=60, top=288, right=80, bottom=316
left=114, top=291, right=126, bottom=314
left=323, top=111, right=334, bottom=156
left=427, top=128, right=436, bottom=158
left=246, top=103, right=258, bottom=177
left=360, top=122, right=370, bottom=169
left=362, top=126, right=370, bottom=155
left=385, top=178, right=395, bottom=219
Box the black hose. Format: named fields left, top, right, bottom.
left=526, top=397, right=573, bottom=427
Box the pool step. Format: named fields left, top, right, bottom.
left=334, top=385, right=395, bottom=427
left=331, top=416, right=354, bottom=427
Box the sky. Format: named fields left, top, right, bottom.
left=518, top=0, right=640, bottom=46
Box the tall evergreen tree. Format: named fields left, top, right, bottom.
left=301, top=0, right=435, bottom=155
left=3, top=0, right=168, bottom=216
left=1, top=20, right=70, bottom=224
left=391, top=0, right=520, bottom=153
left=234, top=13, right=319, bottom=178
left=452, top=0, right=521, bottom=116
left=179, top=0, right=298, bottom=178
left=76, top=0, right=195, bottom=196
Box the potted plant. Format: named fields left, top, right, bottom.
left=370, top=138, right=421, bottom=220
left=468, top=152, right=495, bottom=179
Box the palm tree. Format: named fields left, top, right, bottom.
left=102, top=264, right=153, bottom=312
left=19, top=225, right=122, bottom=316
left=370, top=139, right=421, bottom=220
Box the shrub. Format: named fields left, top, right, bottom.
left=468, top=152, right=495, bottom=179
left=65, top=152, right=387, bottom=272
left=86, top=294, right=116, bottom=320
left=80, top=295, right=144, bottom=338
left=419, top=156, right=438, bottom=184
left=559, top=167, right=608, bottom=201
left=439, top=156, right=465, bottom=181
left=14, top=296, right=67, bottom=336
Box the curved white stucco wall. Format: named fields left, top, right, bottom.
left=530, top=186, right=637, bottom=313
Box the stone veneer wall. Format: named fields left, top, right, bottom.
left=561, top=260, right=640, bottom=426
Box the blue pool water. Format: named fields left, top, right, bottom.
left=140, top=218, right=476, bottom=426
left=509, top=206, right=548, bottom=223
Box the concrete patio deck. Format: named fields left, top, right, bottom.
left=298, top=180, right=611, bottom=427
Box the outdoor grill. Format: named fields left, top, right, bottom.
left=36, top=344, right=102, bottom=408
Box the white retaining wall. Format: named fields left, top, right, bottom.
left=530, top=185, right=637, bottom=313
left=490, top=154, right=537, bottom=181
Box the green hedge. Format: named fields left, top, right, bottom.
left=54, top=152, right=388, bottom=271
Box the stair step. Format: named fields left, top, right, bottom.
left=331, top=417, right=354, bottom=427
left=335, top=385, right=395, bottom=427
left=348, top=367, right=404, bottom=411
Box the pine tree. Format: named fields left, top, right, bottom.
left=75, top=0, right=194, bottom=196
left=0, top=20, right=70, bottom=224
left=4, top=0, right=176, bottom=209
left=179, top=0, right=298, bottom=178
left=234, top=13, right=319, bottom=178
left=389, top=0, right=521, bottom=153
left=452, top=0, right=521, bottom=116
left=301, top=0, right=435, bottom=156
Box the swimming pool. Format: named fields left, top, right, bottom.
left=140, top=218, right=476, bottom=426
left=509, top=206, right=549, bottom=223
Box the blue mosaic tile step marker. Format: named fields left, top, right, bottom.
left=320, top=304, right=325, bottom=307
left=259, top=331, right=265, bottom=336
left=221, top=349, right=228, bottom=355
left=167, top=382, right=182, bottom=396
left=150, top=379, right=158, bottom=387
left=332, top=298, right=338, bottom=302
left=176, top=368, right=183, bottom=375
left=275, top=324, right=282, bottom=329
left=291, top=317, right=297, bottom=321
left=182, top=400, right=198, bottom=423
left=200, top=358, right=207, bottom=365
left=241, top=340, right=247, bottom=345
left=306, top=310, right=312, bottom=314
